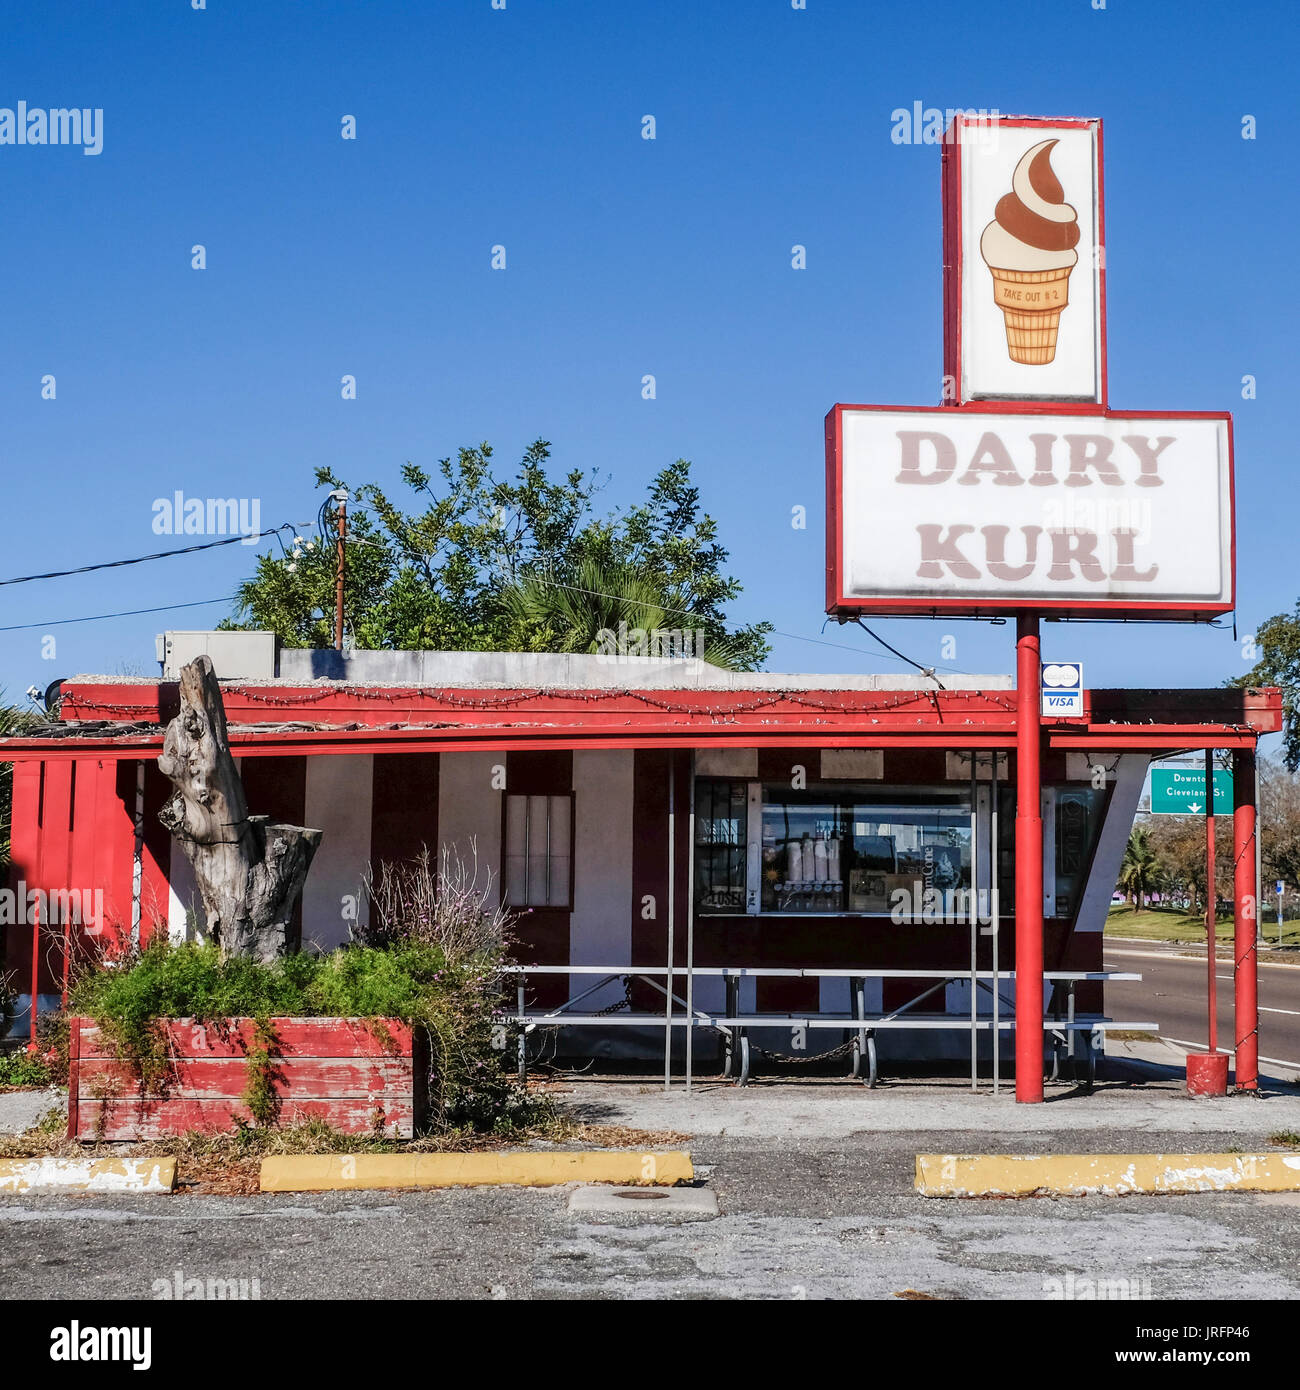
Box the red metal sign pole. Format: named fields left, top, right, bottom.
left=1205, top=748, right=1218, bottom=1054
left=1233, top=747, right=1258, bottom=1089
left=1014, top=614, right=1044, bottom=1102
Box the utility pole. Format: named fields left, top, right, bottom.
left=332, top=489, right=348, bottom=651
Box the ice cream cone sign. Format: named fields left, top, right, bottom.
left=979, top=139, right=1080, bottom=365
left=944, top=115, right=1103, bottom=404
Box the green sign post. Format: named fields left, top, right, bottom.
left=1149, top=767, right=1233, bottom=815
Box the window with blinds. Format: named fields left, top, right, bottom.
left=503, top=793, right=573, bottom=908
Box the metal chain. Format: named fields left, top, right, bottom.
left=754, top=1036, right=859, bottom=1065
left=591, top=974, right=634, bottom=1018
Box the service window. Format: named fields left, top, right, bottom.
left=693, top=779, right=977, bottom=918
left=694, top=779, right=748, bottom=912
left=503, top=793, right=573, bottom=908
left=760, top=785, right=972, bottom=915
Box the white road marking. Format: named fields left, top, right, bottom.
left=1159, top=1036, right=1300, bottom=1073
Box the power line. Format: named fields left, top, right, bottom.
left=849, top=618, right=946, bottom=689
left=0, top=524, right=298, bottom=588
left=0, top=597, right=229, bottom=634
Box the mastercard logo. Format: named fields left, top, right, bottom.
left=1042, top=663, right=1081, bottom=688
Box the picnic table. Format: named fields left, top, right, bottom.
left=499, top=964, right=1150, bottom=1093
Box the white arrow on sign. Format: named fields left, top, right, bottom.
left=1187, top=802, right=1202, bottom=813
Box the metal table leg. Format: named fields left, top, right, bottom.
left=722, top=977, right=739, bottom=1079
left=850, top=975, right=866, bottom=1080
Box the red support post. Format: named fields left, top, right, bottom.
left=1015, top=614, right=1044, bottom=1103
left=1205, top=748, right=1218, bottom=1054
left=1233, top=747, right=1259, bottom=1090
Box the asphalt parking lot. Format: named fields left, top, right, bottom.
left=4, top=1071, right=1300, bottom=1302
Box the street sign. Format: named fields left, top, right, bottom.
left=1040, top=661, right=1083, bottom=717
left=1149, top=767, right=1233, bottom=815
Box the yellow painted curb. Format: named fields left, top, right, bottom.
left=916, top=1152, right=1300, bottom=1198
left=260, top=1150, right=694, bottom=1193
left=0, top=1156, right=177, bottom=1194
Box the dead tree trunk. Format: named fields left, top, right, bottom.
left=158, top=656, right=322, bottom=961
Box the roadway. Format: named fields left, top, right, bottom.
left=1105, top=939, right=1300, bottom=1076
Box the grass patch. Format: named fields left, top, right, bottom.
left=1105, top=1030, right=1158, bottom=1043
left=1107, top=904, right=1300, bottom=949
left=1105, top=905, right=1233, bottom=942
left=1268, top=1131, right=1300, bottom=1149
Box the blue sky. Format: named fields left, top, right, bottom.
left=0, top=0, right=1295, bottom=704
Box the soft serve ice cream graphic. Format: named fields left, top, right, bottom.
left=979, top=139, right=1080, bottom=365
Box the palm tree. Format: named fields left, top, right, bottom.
left=1119, top=826, right=1164, bottom=910
left=500, top=558, right=746, bottom=669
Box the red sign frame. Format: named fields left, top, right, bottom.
left=824, top=402, right=1236, bottom=622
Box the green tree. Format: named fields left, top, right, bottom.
left=1118, top=826, right=1164, bottom=909
left=224, top=442, right=771, bottom=669
left=1233, top=605, right=1300, bottom=769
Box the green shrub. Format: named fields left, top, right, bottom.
left=0, top=1050, right=55, bottom=1088
left=69, top=938, right=544, bottom=1134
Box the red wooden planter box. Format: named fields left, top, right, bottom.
left=67, top=1017, right=427, bottom=1141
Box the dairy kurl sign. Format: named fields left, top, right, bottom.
left=825, top=403, right=1234, bottom=620
left=826, top=113, right=1234, bottom=623
left=823, top=112, right=1240, bottom=1105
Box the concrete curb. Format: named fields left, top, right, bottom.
left=0, top=1156, right=177, bottom=1194
left=916, top=1151, right=1300, bottom=1198
left=260, top=1150, right=694, bottom=1193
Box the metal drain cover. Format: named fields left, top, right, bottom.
left=567, top=1185, right=719, bottom=1220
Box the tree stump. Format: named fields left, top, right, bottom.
left=158, top=656, right=322, bottom=961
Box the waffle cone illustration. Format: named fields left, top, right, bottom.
left=980, top=140, right=1080, bottom=365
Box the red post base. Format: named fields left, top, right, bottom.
left=1186, top=1051, right=1229, bottom=1098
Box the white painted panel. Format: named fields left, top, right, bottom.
left=437, top=752, right=503, bottom=900
left=570, top=751, right=634, bottom=1008
left=167, top=838, right=200, bottom=944
left=301, top=754, right=373, bottom=952
left=1076, top=753, right=1148, bottom=933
